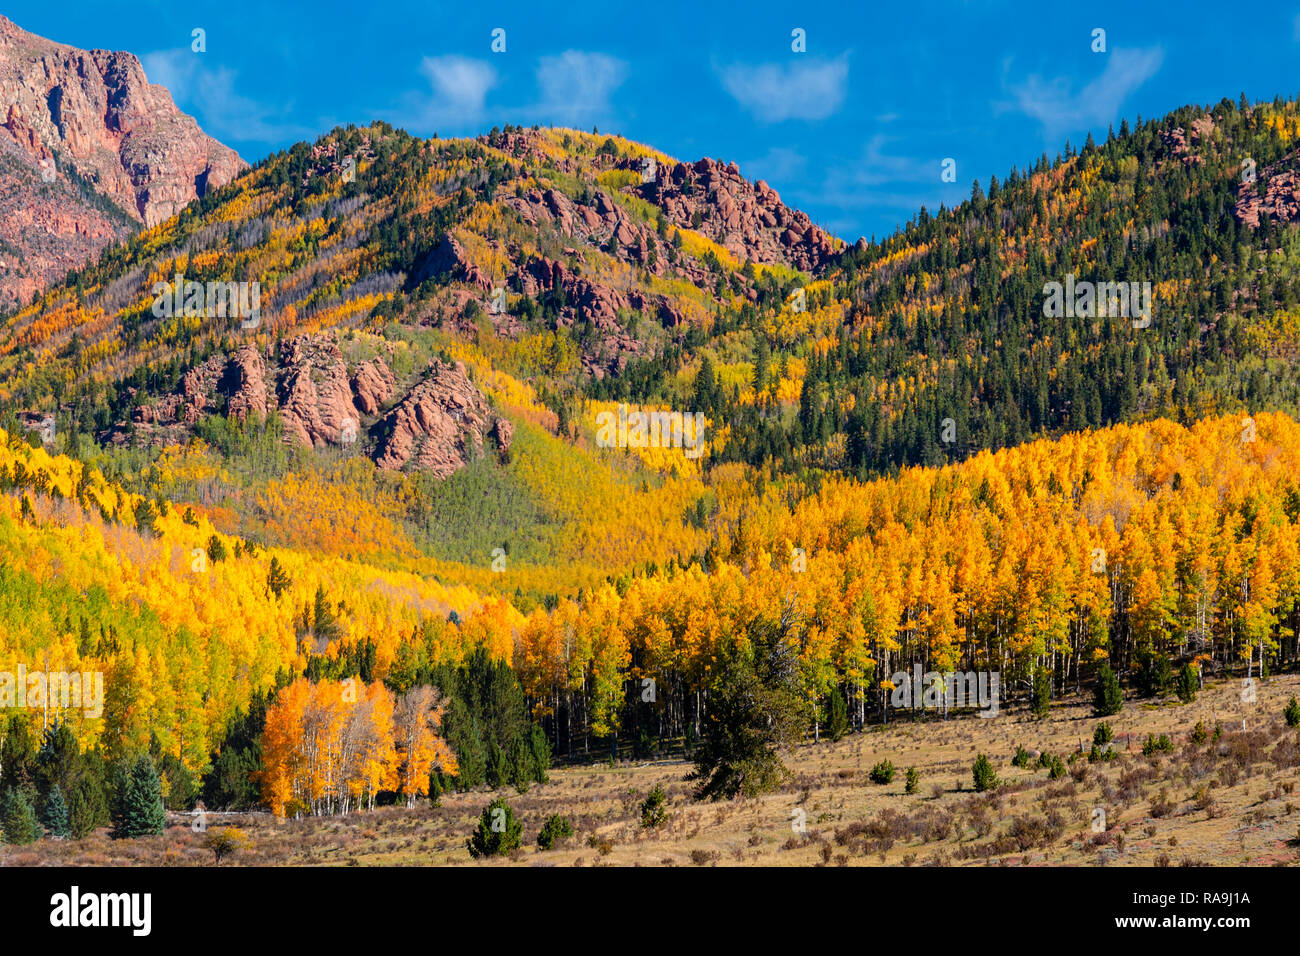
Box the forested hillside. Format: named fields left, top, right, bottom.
left=4, top=93, right=1300, bottom=827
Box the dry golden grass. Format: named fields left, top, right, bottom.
left=6, top=673, right=1300, bottom=868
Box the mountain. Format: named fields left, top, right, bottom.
left=0, top=16, right=245, bottom=312
left=5, top=68, right=1300, bottom=805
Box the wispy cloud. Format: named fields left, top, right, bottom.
left=532, top=51, right=627, bottom=126
left=1002, top=47, right=1164, bottom=140
left=387, top=55, right=499, bottom=133
left=142, top=49, right=314, bottom=144
left=717, top=55, right=849, bottom=122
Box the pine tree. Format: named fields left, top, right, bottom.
left=1093, top=663, right=1123, bottom=717
left=116, top=755, right=165, bottom=838
left=972, top=753, right=998, bottom=792
left=467, top=797, right=522, bottom=858
left=1, top=788, right=41, bottom=844
left=1176, top=663, right=1198, bottom=704
left=43, top=785, right=69, bottom=839
left=1031, top=665, right=1051, bottom=719
left=826, top=687, right=849, bottom=741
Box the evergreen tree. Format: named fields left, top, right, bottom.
left=43, top=785, right=69, bottom=839
left=1, top=788, right=41, bottom=844
left=467, top=797, right=522, bottom=858
left=826, top=687, right=849, bottom=741
left=691, top=606, right=808, bottom=800
left=1176, top=663, right=1199, bottom=704
left=1093, top=662, right=1123, bottom=717
left=68, top=776, right=108, bottom=839
left=972, top=753, right=998, bottom=793
left=115, top=755, right=166, bottom=839
left=1031, top=665, right=1052, bottom=719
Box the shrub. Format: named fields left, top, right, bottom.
left=972, top=754, right=998, bottom=792
left=1176, top=663, right=1198, bottom=703
left=905, top=767, right=920, bottom=794
left=201, top=827, right=248, bottom=865
left=869, top=760, right=895, bottom=785
left=1093, top=722, right=1114, bottom=747
left=537, top=814, right=574, bottom=850
left=639, top=785, right=668, bottom=829
left=1190, top=720, right=1208, bottom=745
left=468, top=798, right=522, bottom=858
left=1012, top=745, right=1032, bottom=769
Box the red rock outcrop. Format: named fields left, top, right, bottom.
left=0, top=15, right=245, bottom=309
left=373, top=360, right=511, bottom=476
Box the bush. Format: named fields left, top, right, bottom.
left=905, top=767, right=920, bottom=794
left=972, top=754, right=998, bottom=792
left=1093, top=722, right=1114, bottom=747
left=1284, top=697, right=1300, bottom=728
left=1012, top=745, right=1032, bottom=768
left=201, top=826, right=248, bottom=865
left=537, top=814, right=574, bottom=850
left=468, top=798, right=522, bottom=857
left=869, top=760, right=895, bottom=785
left=1093, top=663, right=1123, bottom=717
left=639, top=785, right=668, bottom=829
left=1190, top=720, right=1208, bottom=745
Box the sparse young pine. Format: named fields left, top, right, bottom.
left=468, top=798, right=521, bottom=858
left=1012, top=745, right=1032, bottom=768
left=1284, top=697, right=1300, bottom=728
left=1093, top=722, right=1114, bottom=747
left=1093, top=663, right=1123, bottom=717
left=972, top=754, right=998, bottom=792
left=1176, top=663, right=1198, bottom=703
left=639, top=784, right=668, bottom=829
left=1190, top=721, right=1208, bottom=744
left=537, top=814, right=574, bottom=850
left=905, top=767, right=920, bottom=794
left=870, top=759, right=895, bottom=784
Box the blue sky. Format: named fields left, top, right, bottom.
left=9, top=1, right=1300, bottom=241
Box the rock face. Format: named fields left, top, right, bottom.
left=1234, top=149, right=1300, bottom=228
left=0, top=15, right=245, bottom=309
left=108, top=333, right=510, bottom=481
left=374, top=360, right=512, bottom=476
left=634, top=157, right=838, bottom=273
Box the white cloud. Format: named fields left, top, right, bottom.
left=142, top=49, right=313, bottom=144
left=717, top=55, right=849, bottom=123
left=533, top=51, right=627, bottom=126
left=386, top=55, right=499, bottom=133
left=1003, top=47, right=1164, bottom=140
